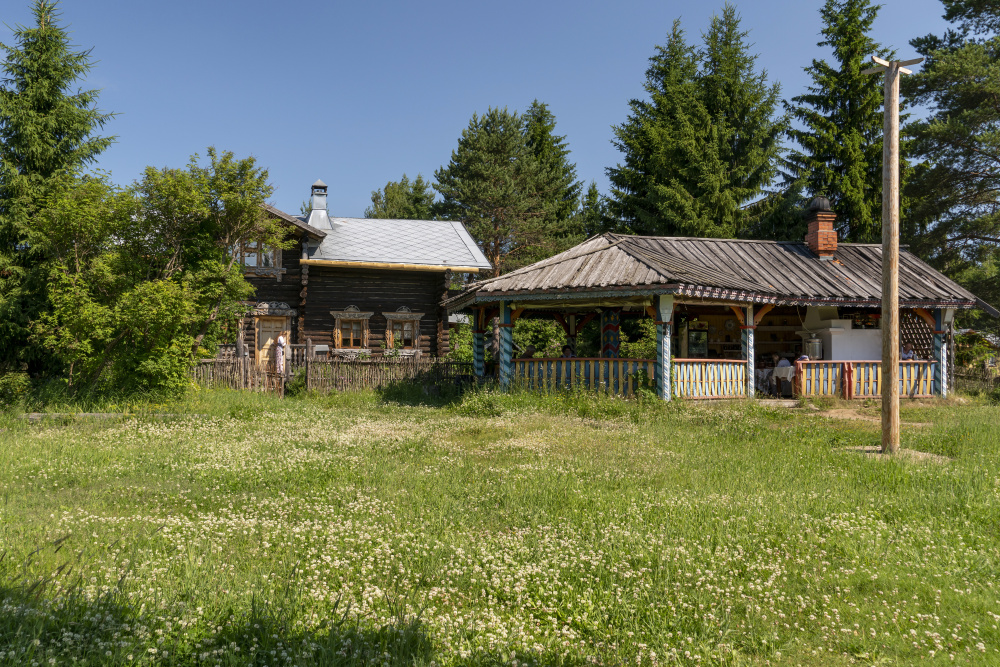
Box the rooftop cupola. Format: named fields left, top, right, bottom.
left=805, top=196, right=837, bottom=259
left=306, top=179, right=332, bottom=229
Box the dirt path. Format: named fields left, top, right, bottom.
left=818, top=408, right=932, bottom=428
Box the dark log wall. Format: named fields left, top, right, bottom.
left=244, top=245, right=304, bottom=349
left=247, top=246, right=303, bottom=307
left=304, top=266, right=448, bottom=357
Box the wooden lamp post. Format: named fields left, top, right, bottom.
left=862, top=55, right=922, bottom=454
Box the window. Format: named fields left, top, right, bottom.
left=340, top=320, right=364, bottom=348
left=390, top=320, right=416, bottom=349
left=240, top=241, right=278, bottom=269
left=382, top=308, right=425, bottom=353
left=331, top=307, right=374, bottom=351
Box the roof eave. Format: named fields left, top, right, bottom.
left=263, top=203, right=327, bottom=239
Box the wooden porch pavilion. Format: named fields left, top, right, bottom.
left=444, top=203, right=995, bottom=400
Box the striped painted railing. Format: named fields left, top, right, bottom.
left=673, top=359, right=748, bottom=399
left=512, top=358, right=655, bottom=396
left=794, top=360, right=937, bottom=399
left=797, top=361, right=845, bottom=398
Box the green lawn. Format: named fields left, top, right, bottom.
left=1, top=388, right=999, bottom=666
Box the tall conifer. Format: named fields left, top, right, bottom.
left=785, top=0, right=890, bottom=243
left=903, top=0, right=1000, bottom=328
left=522, top=100, right=582, bottom=225
left=607, top=7, right=783, bottom=238
left=0, top=0, right=115, bottom=371
left=434, top=108, right=559, bottom=276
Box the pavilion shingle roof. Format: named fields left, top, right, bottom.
left=446, top=233, right=992, bottom=313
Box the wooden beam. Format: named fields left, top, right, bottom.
left=510, top=307, right=526, bottom=324
left=645, top=305, right=658, bottom=321
left=552, top=313, right=571, bottom=335
left=752, top=304, right=775, bottom=326
left=729, top=306, right=746, bottom=326
left=913, top=307, right=936, bottom=329
left=576, top=312, right=598, bottom=331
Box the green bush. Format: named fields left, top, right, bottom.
left=0, top=372, right=30, bottom=407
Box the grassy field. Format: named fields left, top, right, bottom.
left=1, top=387, right=999, bottom=666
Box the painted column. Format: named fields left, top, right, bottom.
left=742, top=305, right=755, bottom=398
left=933, top=308, right=947, bottom=398
left=565, top=314, right=578, bottom=356
left=600, top=308, right=622, bottom=358
left=472, top=308, right=486, bottom=380
left=499, top=301, right=514, bottom=389
left=655, top=295, right=674, bottom=401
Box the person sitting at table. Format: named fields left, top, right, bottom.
left=561, top=344, right=574, bottom=358
left=901, top=343, right=916, bottom=360
left=519, top=345, right=537, bottom=359
left=770, top=353, right=792, bottom=396
left=796, top=352, right=811, bottom=362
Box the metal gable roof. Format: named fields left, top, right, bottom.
left=304, top=217, right=492, bottom=270
left=446, top=233, right=988, bottom=311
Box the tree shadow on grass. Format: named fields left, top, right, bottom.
left=2, top=546, right=596, bottom=667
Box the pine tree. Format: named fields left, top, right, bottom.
left=522, top=100, right=582, bottom=225
left=0, top=0, right=115, bottom=371
left=903, top=0, right=1000, bottom=329
left=365, top=174, right=436, bottom=219
left=785, top=0, right=890, bottom=243
left=434, top=107, right=559, bottom=276
left=606, top=8, right=784, bottom=238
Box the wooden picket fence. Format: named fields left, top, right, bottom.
left=192, top=358, right=473, bottom=396
left=512, top=358, right=655, bottom=396
left=795, top=360, right=937, bottom=399
left=304, top=359, right=473, bottom=393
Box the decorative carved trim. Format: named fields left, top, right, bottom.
left=252, top=301, right=297, bottom=317
left=330, top=305, right=375, bottom=320
left=382, top=307, right=425, bottom=321
left=244, top=267, right=287, bottom=281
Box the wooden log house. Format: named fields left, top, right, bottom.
left=240, top=180, right=491, bottom=365
left=445, top=198, right=999, bottom=400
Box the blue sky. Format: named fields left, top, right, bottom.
left=2, top=0, right=952, bottom=218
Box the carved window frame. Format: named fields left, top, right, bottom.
left=331, top=306, right=374, bottom=351
left=382, top=307, right=424, bottom=351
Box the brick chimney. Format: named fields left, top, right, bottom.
left=805, top=196, right=837, bottom=259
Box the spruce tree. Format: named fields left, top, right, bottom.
left=365, top=174, right=436, bottom=219
left=579, top=181, right=607, bottom=237
left=606, top=20, right=720, bottom=236
left=785, top=0, right=890, bottom=243
left=434, top=107, right=558, bottom=276
left=606, top=8, right=783, bottom=238
left=0, top=0, right=115, bottom=371
left=903, top=0, right=1000, bottom=329
left=699, top=4, right=785, bottom=234
left=522, top=100, right=582, bottom=225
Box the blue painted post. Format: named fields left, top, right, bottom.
left=499, top=301, right=514, bottom=389
left=472, top=308, right=485, bottom=380
left=655, top=296, right=674, bottom=401
left=742, top=305, right=755, bottom=398
left=933, top=309, right=947, bottom=397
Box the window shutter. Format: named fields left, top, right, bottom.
left=362, top=321, right=370, bottom=348
left=334, top=318, right=343, bottom=348
left=384, top=325, right=394, bottom=350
